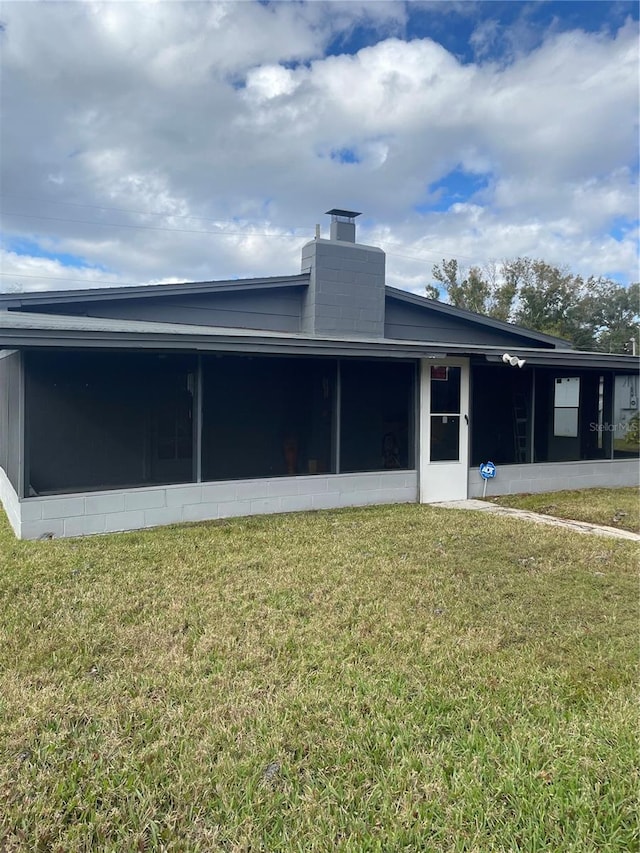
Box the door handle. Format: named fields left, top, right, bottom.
left=464, top=414, right=469, bottom=425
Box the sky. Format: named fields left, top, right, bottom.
left=0, top=0, right=638, bottom=297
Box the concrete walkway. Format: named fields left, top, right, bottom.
left=434, top=499, right=640, bottom=542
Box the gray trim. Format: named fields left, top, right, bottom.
left=0, top=274, right=310, bottom=309
left=385, top=286, right=571, bottom=348
left=530, top=369, right=536, bottom=463
left=1, top=311, right=638, bottom=370
left=606, top=372, right=614, bottom=461
left=334, top=361, right=341, bottom=474
left=411, top=360, right=419, bottom=474
left=0, top=465, right=21, bottom=536
left=484, top=352, right=640, bottom=370
left=17, top=352, right=25, bottom=499
left=194, top=356, right=203, bottom=483
left=0, top=351, right=26, bottom=499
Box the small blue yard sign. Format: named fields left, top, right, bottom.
left=479, top=461, right=496, bottom=479
left=479, top=461, right=496, bottom=497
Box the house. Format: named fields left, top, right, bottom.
left=0, top=209, right=638, bottom=539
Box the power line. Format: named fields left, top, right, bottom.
left=1, top=211, right=312, bottom=238
left=386, top=248, right=480, bottom=265
left=0, top=202, right=487, bottom=269
left=0, top=195, right=483, bottom=263
left=0, top=193, right=307, bottom=230
left=0, top=271, right=148, bottom=287
left=1, top=199, right=481, bottom=261
left=0, top=252, right=479, bottom=284
left=1, top=214, right=479, bottom=264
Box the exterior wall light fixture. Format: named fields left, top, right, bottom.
left=502, top=353, right=526, bottom=368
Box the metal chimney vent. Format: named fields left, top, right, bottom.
left=326, top=208, right=361, bottom=243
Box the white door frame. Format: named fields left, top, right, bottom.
left=419, top=357, right=470, bottom=503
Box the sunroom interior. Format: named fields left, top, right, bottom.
left=23, top=351, right=416, bottom=497
left=6, top=349, right=639, bottom=501
left=470, top=364, right=639, bottom=467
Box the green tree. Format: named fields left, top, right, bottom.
left=427, top=257, right=639, bottom=353
left=582, top=279, right=640, bottom=353
left=489, top=260, right=518, bottom=322
left=512, top=259, right=595, bottom=348
left=430, top=259, right=516, bottom=319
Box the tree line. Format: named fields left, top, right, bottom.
left=425, top=258, right=639, bottom=354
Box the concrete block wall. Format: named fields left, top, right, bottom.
left=468, top=459, right=639, bottom=498
left=301, top=239, right=385, bottom=338
left=12, top=470, right=418, bottom=540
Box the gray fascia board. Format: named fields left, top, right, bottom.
left=0, top=274, right=310, bottom=309
left=0, top=326, right=444, bottom=359
left=385, top=286, right=572, bottom=348
left=483, top=351, right=640, bottom=371
left=0, top=312, right=637, bottom=370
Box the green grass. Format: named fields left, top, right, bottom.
left=487, top=486, right=640, bottom=534
left=0, top=503, right=638, bottom=852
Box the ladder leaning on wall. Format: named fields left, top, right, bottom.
left=512, top=393, right=528, bottom=464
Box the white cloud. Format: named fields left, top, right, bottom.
left=0, top=1, right=637, bottom=294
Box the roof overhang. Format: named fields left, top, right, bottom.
left=385, top=286, right=572, bottom=348
left=0, top=273, right=309, bottom=310
left=0, top=311, right=638, bottom=371
left=482, top=350, right=639, bottom=371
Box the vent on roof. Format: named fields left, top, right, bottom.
left=326, top=208, right=361, bottom=243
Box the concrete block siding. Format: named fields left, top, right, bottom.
left=14, top=470, right=418, bottom=540
left=468, top=459, right=639, bottom=498
left=301, top=239, right=385, bottom=338
left=5, top=461, right=636, bottom=539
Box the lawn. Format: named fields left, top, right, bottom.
left=487, top=486, right=640, bottom=534
left=0, top=503, right=638, bottom=852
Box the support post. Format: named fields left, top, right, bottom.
left=194, top=355, right=203, bottom=483
left=333, top=360, right=341, bottom=474
left=529, top=369, right=536, bottom=464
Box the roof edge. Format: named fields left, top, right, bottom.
left=0, top=273, right=310, bottom=308
left=1, top=310, right=638, bottom=371
left=385, top=286, right=572, bottom=348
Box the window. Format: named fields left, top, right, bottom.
left=534, top=370, right=622, bottom=463
left=25, top=352, right=419, bottom=496
left=25, top=352, right=195, bottom=495
left=340, top=360, right=415, bottom=473
left=613, top=374, right=640, bottom=458
left=470, top=366, right=532, bottom=466
left=553, top=377, right=580, bottom=437
left=430, top=365, right=460, bottom=462
left=202, top=356, right=336, bottom=481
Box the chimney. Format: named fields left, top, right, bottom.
left=301, top=209, right=385, bottom=338
left=326, top=208, right=361, bottom=243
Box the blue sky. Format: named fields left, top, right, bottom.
left=0, top=0, right=638, bottom=295
left=329, top=1, right=637, bottom=62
